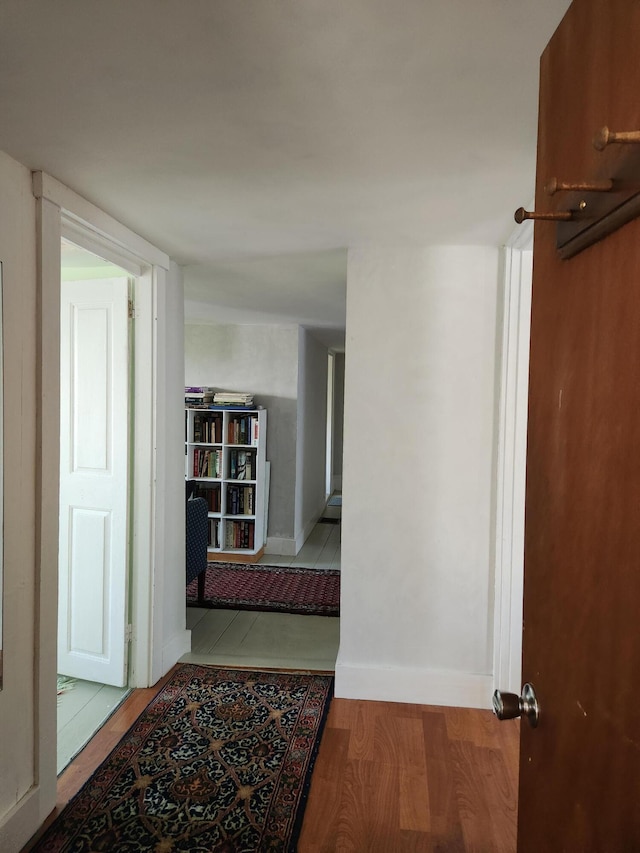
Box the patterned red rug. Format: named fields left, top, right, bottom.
left=32, top=664, right=333, bottom=852
left=186, top=563, right=340, bottom=616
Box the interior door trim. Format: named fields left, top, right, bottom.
left=493, top=237, right=533, bottom=694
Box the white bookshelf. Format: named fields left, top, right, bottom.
left=185, top=407, right=267, bottom=561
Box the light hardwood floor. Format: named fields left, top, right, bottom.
left=299, top=697, right=520, bottom=852
left=28, top=670, right=520, bottom=852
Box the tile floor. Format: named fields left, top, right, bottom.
left=258, top=512, right=341, bottom=571
left=56, top=500, right=341, bottom=773
left=182, top=609, right=339, bottom=671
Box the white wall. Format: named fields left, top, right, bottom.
left=0, top=151, right=43, bottom=849
left=336, top=246, right=500, bottom=709
left=184, top=323, right=299, bottom=547
left=295, top=329, right=329, bottom=547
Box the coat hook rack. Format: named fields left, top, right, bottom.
left=545, top=177, right=613, bottom=195
left=513, top=125, right=640, bottom=259
left=593, top=127, right=640, bottom=151
left=514, top=207, right=572, bottom=224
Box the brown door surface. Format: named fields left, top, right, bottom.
left=519, top=0, right=640, bottom=849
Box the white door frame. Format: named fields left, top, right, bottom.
left=34, top=171, right=170, bottom=690
left=325, top=351, right=335, bottom=499
left=493, top=221, right=533, bottom=693
left=1, top=173, right=173, bottom=852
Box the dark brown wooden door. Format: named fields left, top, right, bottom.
left=519, top=1, right=640, bottom=849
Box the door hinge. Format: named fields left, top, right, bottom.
left=128, top=298, right=135, bottom=319
left=125, top=624, right=133, bottom=643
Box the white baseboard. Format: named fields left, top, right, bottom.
left=334, top=659, right=493, bottom=710
left=162, top=629, right=191, bottom=676
left=265, top=537, right=297, bottom=556
left=266, top=497, right=327, bottom=557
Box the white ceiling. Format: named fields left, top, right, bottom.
left=0, top=0, right=570, bottom=348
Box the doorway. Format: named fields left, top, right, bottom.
left=184, top=348, right=344, bottom=671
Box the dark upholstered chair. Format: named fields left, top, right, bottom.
left=186, top=489, right=208, bottom=604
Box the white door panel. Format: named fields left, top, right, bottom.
left=58, top=277, right=130, bottom=686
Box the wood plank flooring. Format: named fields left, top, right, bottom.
left=299, top=698, right=520, bottom=852
left=24, top=673, right=520, bottom=852
left=56, top=678, right=130, bottom=773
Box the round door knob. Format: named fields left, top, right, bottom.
left=492, top=683, right=539, bottom=728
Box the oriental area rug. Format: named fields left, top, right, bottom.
left=32, top=664, right=334, bottom=853
left=186, top=563, right=340, bottom=617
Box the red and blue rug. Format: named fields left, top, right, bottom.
left=187, top=563, right=340, bottom=617
left=32, top=664, right=333, bottom=852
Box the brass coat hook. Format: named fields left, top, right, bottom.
left=593, top=126, right=640, bottom=151
left=545, top=177, right=614, bottom=195
left=514, top=207, right=573, bottom=224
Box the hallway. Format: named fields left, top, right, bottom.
left=182, top=511, right=341, bottom=672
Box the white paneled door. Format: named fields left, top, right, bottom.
left=58, top=277, right=130, bottom=687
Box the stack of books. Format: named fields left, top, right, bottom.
left=185, top=386, right=215, bottom=407
left=212, top=391, right=254, bottom=408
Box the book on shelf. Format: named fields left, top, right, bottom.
left=193, top=412, right=223, bottom=443
left=228, top=449, right=255, bottom=480
left=193, top=447, right=222, bottom=478
left=213, top=391, right=254, bottom=406
left=226, top=484, right=255, bottom=516
left=194, top=484, right=221, bottom=513
left=227, top=414, right=259, bottom=446
left=208, top=518, right=221, bottom=549
left=185, top=385, right=215, bottom=406
left=236, top=450, right=246, bottom=480
left=225, top=519, right=255, bottom=550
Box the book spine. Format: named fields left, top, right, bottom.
left=237, top=450, right=246, bottom=480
